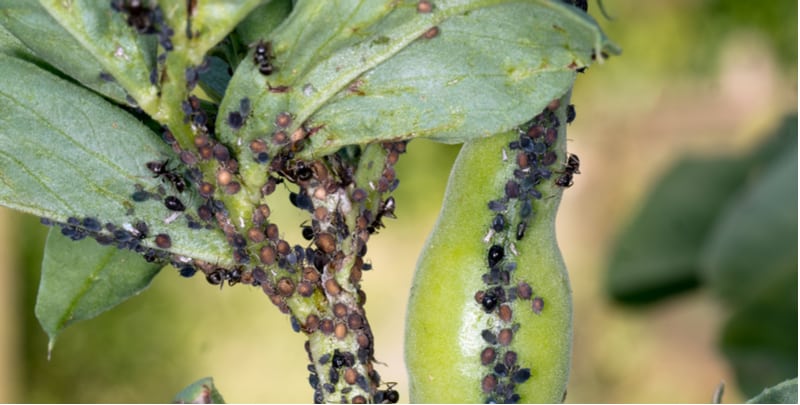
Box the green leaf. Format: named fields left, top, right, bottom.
left=747, top=378, right=799, bottom=404
left=605, top=155, right=751, bottom=303
left=0, top=0, right=132, bottom=103
left=234, top=0, right=293, bottom=46
left=173, top=377, right=226, bottom=404
left=219, top=0, right=618, bottom=158
left=0, top=55, right=232, bottom=265
left=36, top=228, right=162, bottom=353
left=700, top=146, right=798, bottom=305
left=720, top=269, right=797, bottom=398
left=37, top=0, right=158, bottom=109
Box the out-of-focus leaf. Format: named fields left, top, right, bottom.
left=700, top=146, right=797, bottom=305
left=37, top=0, right=158, bottom=108
left=173, top=377, right=226, bottom=404
left=0, top=55, right=232, bottom=265
left=605, top=156, right=751, bottom=303
left=219, top=0, right=619, bottom=159
left=0, top=0, right=131, bottom=103
left=198, top=56, right=232, bottom=103
left=234, top=0, right=293, bottom=46
left=36, top=228, right=162, bottom=353
left=747, top=378, right=799, bottom=404
left=721, top=269, right=798, bottom=397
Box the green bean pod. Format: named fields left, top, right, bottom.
left=405, top=93, right=574, bottom=403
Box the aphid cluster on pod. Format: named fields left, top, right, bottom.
left=471, top=102, right=570, bottom=403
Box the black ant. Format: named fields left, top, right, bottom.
left=146, top=160, right=186, bottom=192
left=205, top=267, right=242, bottom=289
left=253, top=40, right=275, bottom=75
left=367, top=197, right=396, bottom=234
left=373, top=382, right=399, bottom=404
left=111, top=0, right=156, bottom=33
left=555, top=153, right=580, bottom=188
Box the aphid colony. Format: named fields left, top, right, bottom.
left=473, top=101, right=572, bottom=403
left=82, top=3, right=412, bottom=401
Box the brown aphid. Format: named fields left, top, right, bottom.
left=277, top=277, right=295, bottom=297
left=350, top=266, right=362, bottom=283
left=290, top=127, right=307, bottom=143
left=498, top=328, right=513, bottom=346
left=261, top=177, right=278, bottom=196
left=198, top=182, right=215, bottom=198
left=223, top=181, right=241, bottom=194
left=197, top=205, right=213, bottom=221
left=387, top=150, right=400, bottom=166
left=352, top=188, right=367, bottom=203
left=347, top=313, right=364, bottom=330
left=422, top=26, right=439, bottom=39
left=197, top=145, right=213, bottom=160
left=303, top=266, right=321, bottom=283
left=544, top=127, right=558, bottom=145
left=474, top=290, right=486, bottom=306
left=249, top=139, right=267, bottom=153
left=273, top=130, right=288, bottom=144
left=498, top=304, right=513, bottom=322
left=313, top=187, right=327, bottom=201
left=314, top=206, right=329, bottom=222
left=504, top=351, right=518, bottom=368
left=382, top=167, right=396, bottom=182
left=481, top=374, right=498, bottom=393
left=194, top=134, right=210, bottom=148
left=333, top=303, right=348, bottom=318
left=320, top=318, right=335, bottom=335
left=344, top=367, right=358, bottom=385
left=527, top=125, right=544, bottom=139
left=266, top=223, right=280, bottom=240
left=352, top=395, right=367, bottom=404
left=542, top=151, right=558, bottom=166
left=517, top=281, right=532, bottom=300
left=357, top=289, right=367, bottom=306
left=240, top=270, right=254, bottom=285
left=356, top=332, right=370, bottom=349
left=305, top=314, right=320, bottom=333
left=516, top=152, right=529, bottom=169
left=532, top=296, right=544, bottom=314
left=334, top=322, right=348, bottom=339
left=154, top=233, right=172, bottom=249
left=480, top=347, right=496, bottom=366
left=268, top=293, right=283, bottom=307
left=276, top=239, right=291, bottom=256
left=325, top=278, right=342, bottom=295
left=259, top=245, right=276, bottom=265
left=547, top=98, right=561, bottom=111
left=297, top=281, right=315, bottom=297
left=180, top=150, right=198, bottom=165
left=315, top=232, right=336, bottom=254
left=247, top=227, right=265, bottom=243
left=216, top=169, right=232, bottom=186
left=275, top=112, right=292, bottom=128
left=417, top=0, right=433, bottom=13
left=252, top=204, right=271, bottom=225
left=212, top=144, right=230, bottom=162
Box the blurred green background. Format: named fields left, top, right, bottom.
left=0, top=0, right=796, bottom=402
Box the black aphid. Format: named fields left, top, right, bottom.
left=178, top=266, right=196, bottom=278
left=164, top=196, right=185, bottom=211
left=488, top=244, right=504, bottom=267
left=481, top=329, right=498, bottom=345
left=511, top=368, right=531, bottom=383
left=516, top=221, right=527, bottom=240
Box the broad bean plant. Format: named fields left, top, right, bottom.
left=0, top=0, right=618, bottom=402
